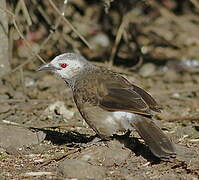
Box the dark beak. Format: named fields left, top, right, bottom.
left=37, top=63, right=61, bottom=71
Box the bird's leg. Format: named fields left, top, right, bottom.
left=113, top=129, right=131, bottom=140
left=86, top=130, right=131, bottom=147
left=113, top=130, right=132, bottom=147
left=122, top=129, right=131, bottom=138
left=80, top=135, right=110, bottom=148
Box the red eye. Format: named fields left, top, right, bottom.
left=60, top=63, right=68, bottom=68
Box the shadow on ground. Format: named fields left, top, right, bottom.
left=115, top=135, right=161, bottom=163
left=41, top=129, right=94, bottom=145
left=37, top=128, right=161, bottom=163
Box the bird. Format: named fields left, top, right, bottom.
left=37, top=53, right=176, bottom=159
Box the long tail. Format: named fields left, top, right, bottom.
left=131, top=116, right=176, bottom=159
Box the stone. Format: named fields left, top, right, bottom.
left=0, top=104, right=10, bottom=113
left=139, top=63, right=156, bottom=77
left=0, top=0, right=10, bottom=77
left=79, top=140, right=131, bottom=166
left=0, top=125, right=46, bottom=150
left=43, top=101, right=74, bottom=120
left=58, top=159, right=106, bottom=179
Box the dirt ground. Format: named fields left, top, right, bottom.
left=0, top=67, right=198, bottom=179
left=0, top=0, right=199, bottom=179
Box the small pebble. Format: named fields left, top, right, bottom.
left=0, top=104, right=10, bottom=113
left=139, top=63, right=156, bottom=77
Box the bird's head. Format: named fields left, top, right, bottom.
left=37, top=53, right=90, bottom=80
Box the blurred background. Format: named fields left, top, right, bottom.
left=2, top=0, right=199, bottom=72
left=0, top=0, right=199, bottom=179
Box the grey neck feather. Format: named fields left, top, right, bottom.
left=63, top=62, right=96, bottom=90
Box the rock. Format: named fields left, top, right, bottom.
left=175, top=144, right=198, bottom=163
left=79, top=140, right=131, bottom=166
left=163, top=70, right=180, bottom=82
left=17, top=103, right=37, bottom=113
left=13, top=91, right=25, bottom=99
left=89, top=33, right=110, bottom=50
left=0, top=147, right=6, bottom=154
left=44, top=101, right=74, bottom=120
left=161, top=173, right=183, bottom=180
left=187, top=158, right=199, bottom=171
left=0, top=94, right=9, bottom=100
left=175, top=126, right=198, bottom=140
left=0, top=104, right=10, bottom=113
left=192, top=74, right=199, bottom=83
left=37, top=75, right=59, bottom=90
left=5, top=146, right=21, bottom=156
left=58, top=159, right=106, bottom=179
left=24, top=77, right=36, bottom=87
left=17, top=42, right=40, bottom=58
left=0, top=0, right=10, bottom=77
left=125, top=174, right=147, bottom=180
left=0, top=85, right=10, bottom=94
left=139, top=63, right=156, bottom=77
left=0, top=125, right=46, bottom=151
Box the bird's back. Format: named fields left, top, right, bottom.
left=73, top=66, right=161, bottom=116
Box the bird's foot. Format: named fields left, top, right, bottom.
left=80, top=136, right=109, bottom=148
left=113, top=130, right=131, bottom=140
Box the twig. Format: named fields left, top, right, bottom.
left=170, top=97, right=199, bottom=104
left=62, top=33, right=78, bottom=50
left=39, top=148, right=80, bottom=167
left=32, top=0, right=52, bottom=25
left=19, top=0, right=32, bottom=26
left=20, top=67, right=26, bottom=94
left=150, top=86, right=199, bottom=95
left=14, top=0, right=22, bottom=16
left=11, top=21, right=61, bottom=73
left=109, top=15, right=126, bottom=67
left=0, top=99, right=26, bottom=103
left=109, top=10, right=135, bottom=67
left=0, top=7, right=46, bottom=64
left=48, top=0, right=92, bottom=49
left=0, top=6, right=62, bottom=76
left=165, top=115, right=199, bottom=122
left=11, top=56, right=36, bottom=73
left=21, top=172, right=55, bottom=177
left=189, top=0, right=199, bottom=10
left=0, top=121, right=80, bottom=130
left=0, top=98, right=52, bottom=103
left=28, top=124, right=77, bottom=129
left=150, top=1, right=199, bottom=31
left=12, top=19, right=46, bottom=64
left=9, top=28, right=14, bottom=65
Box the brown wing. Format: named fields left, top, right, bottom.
left=73, top=69, right=161, bottom=117
left=100, top=82, right=161, bottom=115
left=99, top=87, right=151, bottom=115
left=131, top=84, right=161, bottom=112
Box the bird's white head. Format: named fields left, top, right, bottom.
left=37, top=53, right=90, bottom=80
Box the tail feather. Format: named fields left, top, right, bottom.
left=131, top=117, right=176, bottom=158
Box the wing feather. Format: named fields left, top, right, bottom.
left=74, top=69, right=161, bottom=117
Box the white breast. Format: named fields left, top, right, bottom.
left=112, top=111, right=137, bottom=120
left=105, top=111, right=137, bottom=132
